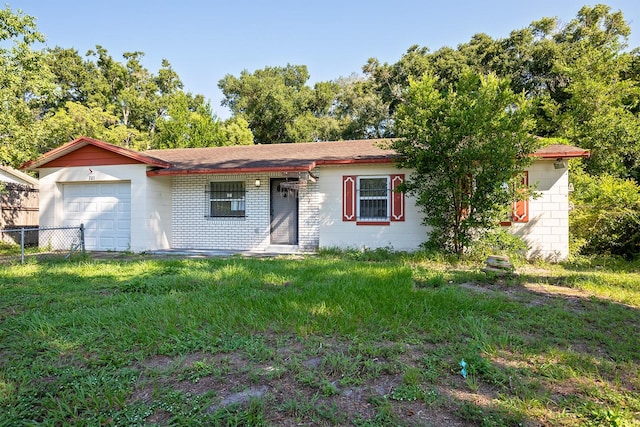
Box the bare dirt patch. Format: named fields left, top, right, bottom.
left=129, top=342, right=485, bottom=426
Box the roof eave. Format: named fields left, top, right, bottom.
left=533, top=151, right=591, bottom=159
left=0, top=165, right=39, bottom=186
left=316, top=158, right=395, bottom=166
left=147, top=163, right=317, bottom=177
left=145, top=157, right=397, bottom=176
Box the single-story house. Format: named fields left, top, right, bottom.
left=0, top=165, right=39, bottom=229
left=23, top=136, right=589, bottom=259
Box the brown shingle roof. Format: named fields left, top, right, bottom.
left=145, top=139, right=396, bottom=175
left=23, top=136, right=590, bottom=175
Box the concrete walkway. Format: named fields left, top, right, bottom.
left=144, top=247, right=313, bottom=258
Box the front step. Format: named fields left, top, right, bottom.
left=265, top=245, right=300, bottom=254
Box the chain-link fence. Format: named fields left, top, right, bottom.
left=0, top=225, right=85, bottom=264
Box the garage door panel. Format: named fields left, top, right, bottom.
left=63, top=183, right=131, bottom=251
left=64, top=185, right=82, bottom=197
left=116, top=185, right=130, bottom=197
left=66, top=202, right=82, bottom=213
left=99, top=219, right=114, bottom=230
left=79, top=183, right=96, bottom=196
left=99, top=237, right=114, bottom=248
left=100, top=201, right=116, bottom=213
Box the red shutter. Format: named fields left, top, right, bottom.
left=512, top=171, right=529, bottom=222
left=390, top=174, right=405, bottom=222
left=342, top=176, right=356, bottom=221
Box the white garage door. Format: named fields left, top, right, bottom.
left=63, top=182, right=131, bottom=251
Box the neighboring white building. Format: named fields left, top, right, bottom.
left=24, top=137, right=589, bottom=260
left=0, top=165, right=39, bottom=228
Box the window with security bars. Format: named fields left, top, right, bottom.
left=358, top=177, right=389, bottom=220
left=207, top=181, right=246, bottom=217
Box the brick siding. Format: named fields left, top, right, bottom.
left=171, top=173, right=319, bottom=251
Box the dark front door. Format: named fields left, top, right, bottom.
left=270, top=178, right=298, bottom=245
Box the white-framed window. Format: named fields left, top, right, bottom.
left=343, top=174, right=404, bottom=224
left=208, top=181, right=245, bottom=217
left=357, top=176, right=390, bottom=221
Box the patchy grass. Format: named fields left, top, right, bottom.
left=0, top=252, right=638, bottom=426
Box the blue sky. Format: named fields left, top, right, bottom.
left=10, top=1, right=640, bottom=118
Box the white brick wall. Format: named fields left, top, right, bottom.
left=170, top=173, right=319, bottom=251
left=511, top=160, right=570, bottom=261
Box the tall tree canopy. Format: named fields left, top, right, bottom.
left=0, top=6, right=52, bottom=167
left=0, top=6, right=252, bottom=169
left=219, top=64, right=340, bottom=144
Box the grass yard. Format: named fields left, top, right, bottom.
left=0, top=251, right=639, bottom=426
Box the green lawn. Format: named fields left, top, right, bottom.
left=0, top=252, right=638, bottom=426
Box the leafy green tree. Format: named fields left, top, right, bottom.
left=153, top=92, right=224, bottom=149
left=219, top=64, right=310, bottom=143
left=363, top=45, right=431, bottom=116
left=43, top=45, right=219, bottom=150
left=332, top=75, right=392, bottom=139
left=38, top=101, right=144, bottom=150
left=219, top=116, right=254, bottom=146
left=219, top=64, right=343, bottom=144
left=393, top=72, right=538, bottom=255
left=153, top=92, right=254, bottom=148
left=570, top=168, right=640, bottom=258
left=0, top=6, right=54, bottom=168
left=44, top=47, right=94, bottom=109
left=550, top=5, right=640, bottom=179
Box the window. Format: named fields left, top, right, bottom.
left=208, top=181, right=245, bottom=217
left=342, top=174, right=405, bottom=224
left=358, top=177, right=389, bottom=220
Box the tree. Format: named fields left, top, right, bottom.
left=219, top=117, right=254, bottom=146
left=153, top=92, right=223, bottom=149
left=363, top=45, right=432, bottom=117
left=549, top=5, right=640, bottom=179
left=0, top=6, right=54, bottom=168
left=393, top=72, right=538, bottom=255
left=570, top=167, right=640, bottom=258
left=332, top=75, right=392, bottom=139
left=218, top=64, right=346, bottom=144
left=219, top=64, right=311, bottom=143
left=153, top=92, right=254, bottom=149
left=38, top=101, right=139, bottom=150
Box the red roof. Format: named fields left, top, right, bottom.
left=532, top=144, right=590, bottom=159
left=23, top=137, right=589, bottom=174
